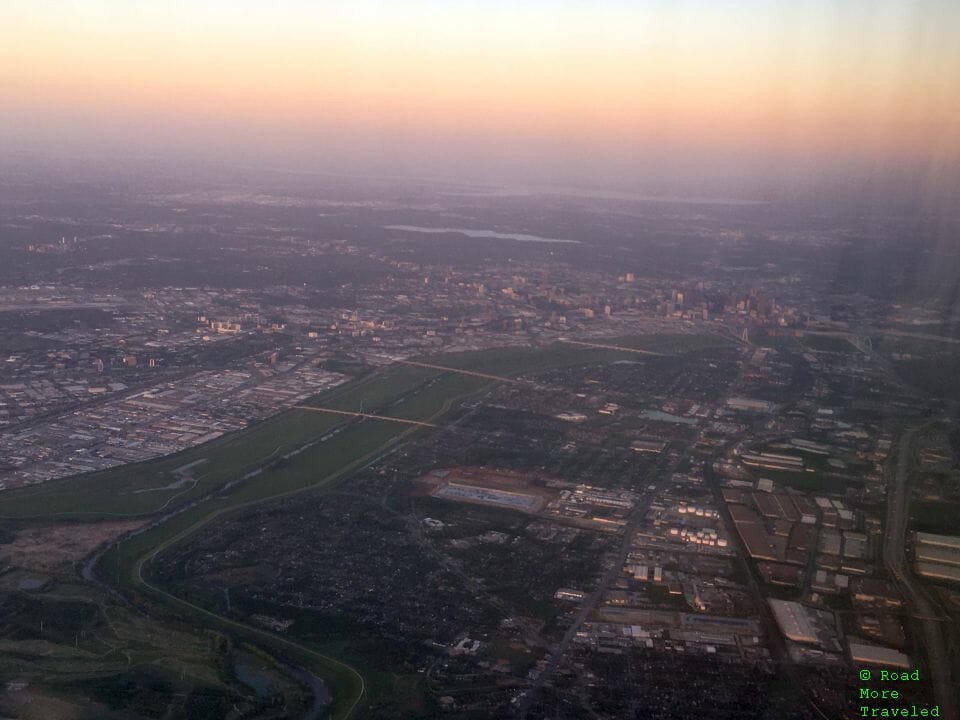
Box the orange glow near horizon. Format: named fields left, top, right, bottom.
left=2, top=1, right=957, bottom=178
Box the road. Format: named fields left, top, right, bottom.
left=704, top=462, right=830, bottom=720
left=392, top=358, right=523, bottom=384
left=0, top=352, right=320, bottom=490
left=294, top=405, right=439, bottom=427
left=514, top=445, right=682, bottom=718
left=80, top=371, right=493, bottom=718
left=875, top=329, right=960, bottom=345
left=883, top=429, right=956, bottom=720
left=556, top=338, right=669, bottom=356
left=514, top=506, right=646, bottom=718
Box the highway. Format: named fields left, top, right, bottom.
left=883, top=429, right=956, bottom=720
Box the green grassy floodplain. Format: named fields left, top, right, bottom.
left=0, top=334, right=731, bottom=520
left=1, top=334, right=733, bottom=719
left=0, top=363, right=442, bottom=518
left=104, top=370, right=489, bottom=718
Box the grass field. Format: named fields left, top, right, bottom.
left=1, top=333, right=734, bottom=719
left=893, top=356, right=960, bottom=402
left=751, top=331, right=801, bottom=351
left=0, top=334, right=728, bottom=521
left=760, top=468, right=840, bottom=493
left=0, top=364, right=441, bottom=518
left=798, top=333, right=858, bottom=353
left=910, top=499, right=960, bottom=535
left=95, top=370, right=490, bottom=718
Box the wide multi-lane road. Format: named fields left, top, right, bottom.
left=884, top=429, right=956, bottom=720
left=514, top=446, right=683, bottom=719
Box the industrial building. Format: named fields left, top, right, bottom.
left=434, top=482, right=540, bottom=510
left=916, top=562, right=960, bottom=584
left=916, top=545, right=960, bottom=567
left=768, top=599, right=817, bottom=644
left=914, top=532, right=960, bottom=550
left=913, top=532, right=960, bottom=584
left=847, top=641, right=911, bottom=668
left=726, top=397, right=775, bottom=413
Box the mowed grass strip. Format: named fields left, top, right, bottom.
left=100, top=370, right=491, bottom=581
left=96, top=371, right=491, bottom=719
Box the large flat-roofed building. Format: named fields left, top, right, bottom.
left=434, top=483, right=540, bottom=511
left=916, top=544, right=960, bottom=567
left=726, top=397, right=774, bottom=413
left=851, top=578, right=903, bottom=609
left=916, top=562, right=960, bottom=584
left=730, top=504, right=779, bottom=561
left=768, top=599, right=817, bottom=644
left=915, top=532, right=960, bottom=551
left=740, top=452, right=804, bottom=472
left=630, top=439, right=667, bottom=454
left=848, top=641, right=911, bottom=668
left=914, top=533, right=960, bottom=583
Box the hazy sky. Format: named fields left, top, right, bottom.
left=2, top=1, right=957, bottom=192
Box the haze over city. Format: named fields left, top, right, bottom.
left=2, top=0, right=958, bottom=195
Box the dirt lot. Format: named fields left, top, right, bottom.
left=0, top=519, right=147, bottom=572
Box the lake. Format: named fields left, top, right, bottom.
left=384, top=225, right=579, bottom=244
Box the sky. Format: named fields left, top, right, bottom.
left=1, top=0, right=958, bottom=194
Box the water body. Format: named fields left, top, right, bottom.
left=384, top=225, right=579, bottom=244
left=234, top=661, right=275, bottom=698
left=641, top=410, right=699, bottom=425
left=236, top=659, right=330, bottom=719
left=284, top=665, right=331, bottom=720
